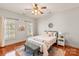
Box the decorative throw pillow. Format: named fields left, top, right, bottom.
left=47, top=32, right=52, bottom=37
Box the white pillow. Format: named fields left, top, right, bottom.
left=47, top=32, right=52, bottom=37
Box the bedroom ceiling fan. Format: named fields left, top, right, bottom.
left=24, top=3, right=47, bottom=15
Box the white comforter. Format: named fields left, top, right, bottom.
left=27, top=35, right=56, bottom=56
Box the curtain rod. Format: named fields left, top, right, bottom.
left=5, top=17, right=32, bottom=23
left=6, top=17, right=19, bottom=20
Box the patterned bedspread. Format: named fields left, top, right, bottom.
left=27, top=35, right=56, bottom=56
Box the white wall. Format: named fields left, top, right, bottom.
left=0, top=8, right=35, bottom=46
left=33, top=19, right=38, bottom=36
left=0, top=8, right=33, bottom=21
left=38, top=7, right=79, bottom=48
left=0, top=8, right=38, bottom=36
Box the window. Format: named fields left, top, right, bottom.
left=26, top=22, right=33, bottom=37
left=4, top=18, right=16, bottom=40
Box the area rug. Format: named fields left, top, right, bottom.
left=49, top=47, right=65, bottom=56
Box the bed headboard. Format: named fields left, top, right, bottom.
left=45, top=31, right=58, bottom=39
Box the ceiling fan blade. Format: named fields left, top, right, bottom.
left=40, top=11, right=43, bottom=14
left=41, top=7, right=47, bottom=9
left=33, top=3, right=38, bottom=7
left=24, top=9, right=31, bottom=10
left=35, top=3, right=38, bottom=7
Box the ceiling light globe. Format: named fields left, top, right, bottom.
left=32, top=11, right=34, bottom=13
left=35, top=10, right=38, bottom=13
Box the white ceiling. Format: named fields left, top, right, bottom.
left=0, top=3, right=79, bottom=19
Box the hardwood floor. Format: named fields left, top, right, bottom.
left=0, top=42, right=79, bottom=56
left=65, top=46, right=79, bottom=56
left=0, top=40, right=26, bottom=56
left=49, top=44, right=79, bottom=56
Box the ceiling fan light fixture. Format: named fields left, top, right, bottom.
left=32, top=10, right=34, bottom=13
left=38, top=11, right=41, bottom=15
left=31, top=3, right=46, bottom=15
left=35, top=12, right=38, bottom=15
left=24, top=3, right=47, bottom=15
left=32, top=3, right=35, bottom=7
left=34, top=10, right=38, bottom=13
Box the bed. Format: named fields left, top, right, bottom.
left=27, top=31, right=58, bottom=56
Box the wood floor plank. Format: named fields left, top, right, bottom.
left=49, top=44, right=79, bottom=56
left=0, top=40, right=26, bottom=56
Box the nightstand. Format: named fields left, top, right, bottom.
left=57, top=37, right=65, bottom=46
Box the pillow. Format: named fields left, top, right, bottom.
left=53, top=32, right=56, bottom=36
left=42, top=32, right=48, bottom=37
left=47, top=31, right=57, bottom=37
left=47, top=32, right=52, bottom=37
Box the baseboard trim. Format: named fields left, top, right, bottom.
left=0, top=40, right=26, bottom=47
left=65, top=45, right=79, bottom=50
